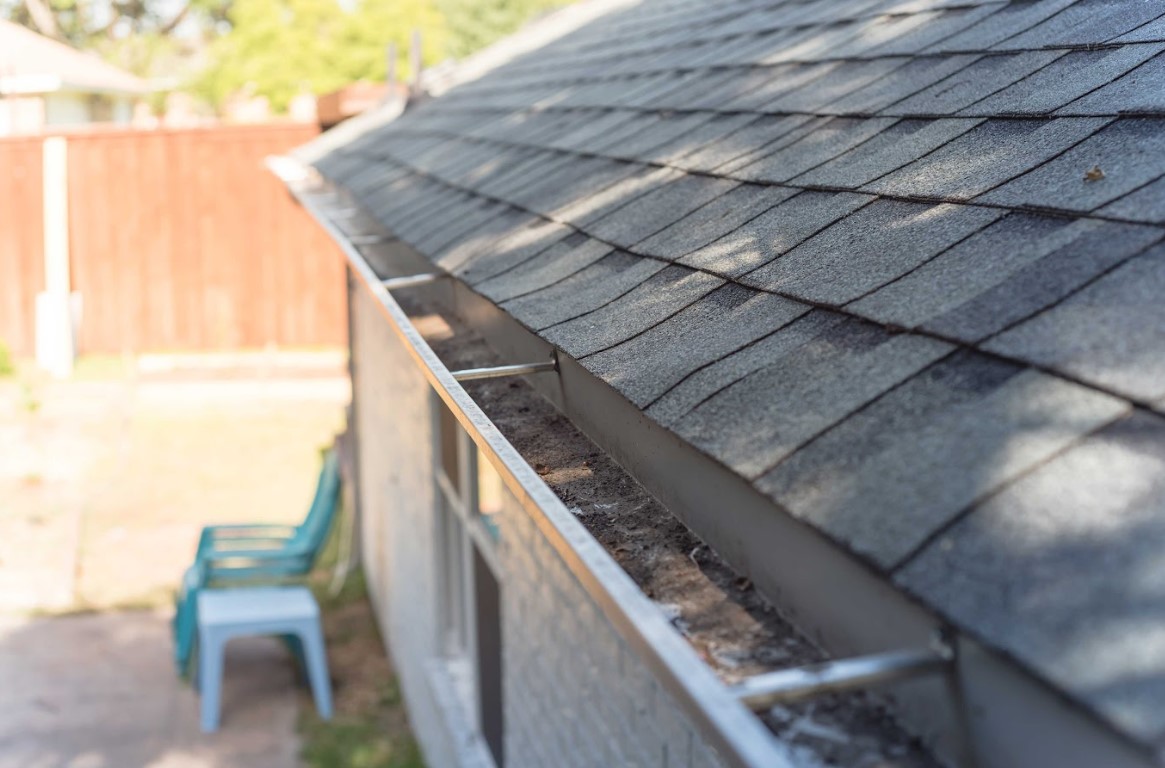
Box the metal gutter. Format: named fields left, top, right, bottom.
left=281, top=170, right=798, bottom=768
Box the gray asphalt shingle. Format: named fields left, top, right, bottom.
left=687, top=65, right=794, bottom=110
left=1114, top=12, right=1165, bottom=43
left=762, top=20, right=869, bottom=65
left=855, top=217, right=1162, bottom=343
left=638, top=113, right=758, bottom=166
left=719, top=61, right=843, bottom=111
left=674, top=315, right=952, bottom=478
left=793, top=118, right=983, bottom=188
left=847, top=212, right=1059, bottom=324
left=728, top=117, right=898, bottom=183
left=754, top=58, right=909, bottom=114
left=602, top=111, right=720, bottom=161
left=966, top=44, right=1165, bottom=116
left=826, top=54, right=981, bottom=114
left=585, top=284, right=810, bottom=407
left=547, top=109, right=643, bottom=152
left=887, top=50, right=1064, bottom=116
left=542, top=266, right=725, bottom=358
left=474, top=234, right=614, bottom=303
left=433, top=205, right=542, bottom=272
left=1100, top=176, right=1165, bottom=224
left=501, top=250, right=665, bottom=330
left=456, top=219, right=573, bottom=285
left=481, top=150, right=578, bottom=201
left=680, top=191, right=873, bottom=277
left=554, top=164, right=682, bottom=225
left=866, top=117, right=1111, bottom=200
left=997, top=0, right=1165, bottom=49
left=986, top=244, right=1165, bottom=403
left=647, top=309, right=842, bottom=427
left=1058, top=51, right=1165, bottom=116
left=925, top=0, right=1076, bottom=52
left=742, top=200, right=1003, bottom=305
left=632, top=183, right=795, bottom=260
left=759, top=353, right=1128, bottom=567
left=678, top=115, right=816, bottom=173
left=980, top=118, right=1165, bottom=212
left=584, top=173, right=738, bottom=248
left=895, top=412, right=1165, bottom=742
left=857, top=4, right=1004, bottom=56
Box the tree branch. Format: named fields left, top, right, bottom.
left=22, top=0, right=63, bottom=39
left=158, top=1, right=191, bottom=35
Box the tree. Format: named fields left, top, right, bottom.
left=436, top=0, right=563, bottom=60
left=333, top=0, right=447, bottom=84
left=0, top=0, right=229, bottom=46
left=2, top=0, right=572, bottom=113
left=195, top=0, right=347, bottom=112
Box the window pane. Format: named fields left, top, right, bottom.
left=476, top=448, right=504, bottom=541
left=439, top=401, right=460, bottom=492
left=440, top=498, right=467, bottom=655
left=476, top=448, right=505, bottom=516
left=474, top=546, right=504, bottom=766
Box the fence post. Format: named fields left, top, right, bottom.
left=386, top=41, right=398, bottom=85
left=410, top=29, right=423, bottom=96
left=35, top=135, right=76, bottom=378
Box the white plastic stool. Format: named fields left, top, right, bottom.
left=196, top=586, right=333, bottom=732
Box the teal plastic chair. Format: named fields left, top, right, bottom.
left=173, top=449, right=341, bottom=674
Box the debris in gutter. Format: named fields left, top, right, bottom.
left=402, top=292, right=942, bottom=768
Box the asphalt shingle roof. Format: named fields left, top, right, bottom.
left=311, top=0, right=1165, bottom=751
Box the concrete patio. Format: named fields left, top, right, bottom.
left=0, top=358, right=350, bottom=767
left=0, top=611, right=301, bottom=768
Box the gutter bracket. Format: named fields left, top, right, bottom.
left=730, top=637, right=954, bottom=711
left=451, top=359, right=558, bottom=382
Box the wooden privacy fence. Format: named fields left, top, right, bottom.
left=0, top=124, right=346, bottom=356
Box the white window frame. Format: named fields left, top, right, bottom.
left=432, top=391, right=505, bottom=764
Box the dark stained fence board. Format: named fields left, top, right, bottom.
left=0, top=138, right=45, bottom=357
left=0, top=124, right=345, bottom=356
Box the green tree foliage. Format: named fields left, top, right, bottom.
left=196, top=0, right=349, bottom=112
left=333, top=0, right=447, bottom=83
left=436, top=0, right=562, bottom=59
left=0, top=0, right=230, bottom=80
left=196, top=0, right=449, bottom=112
left=0, top=0, right=230, bottom=47
left=2, top=0, right=568, bottom=113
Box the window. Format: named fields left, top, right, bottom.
left=477, top=446, right=504, bottom=541
left=433, top=394, right=505, bottom=765
left=474, top=545, right=503, bottom=766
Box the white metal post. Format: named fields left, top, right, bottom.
left=35, top=135, right=75, bottom=378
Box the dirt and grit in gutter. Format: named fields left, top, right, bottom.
left=401, top=293, right=940, bottom=768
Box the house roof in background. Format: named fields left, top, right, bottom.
left=0, top=20, right=147, bottom=96
left=311, top=0, right=1165, bottom=754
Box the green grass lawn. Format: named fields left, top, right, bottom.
left=300, top=567, right=425, bottom=768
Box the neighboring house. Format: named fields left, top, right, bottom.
left=280, top=1, right=1165, bottom=767
left=0, top=20, right=146, bottom=135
